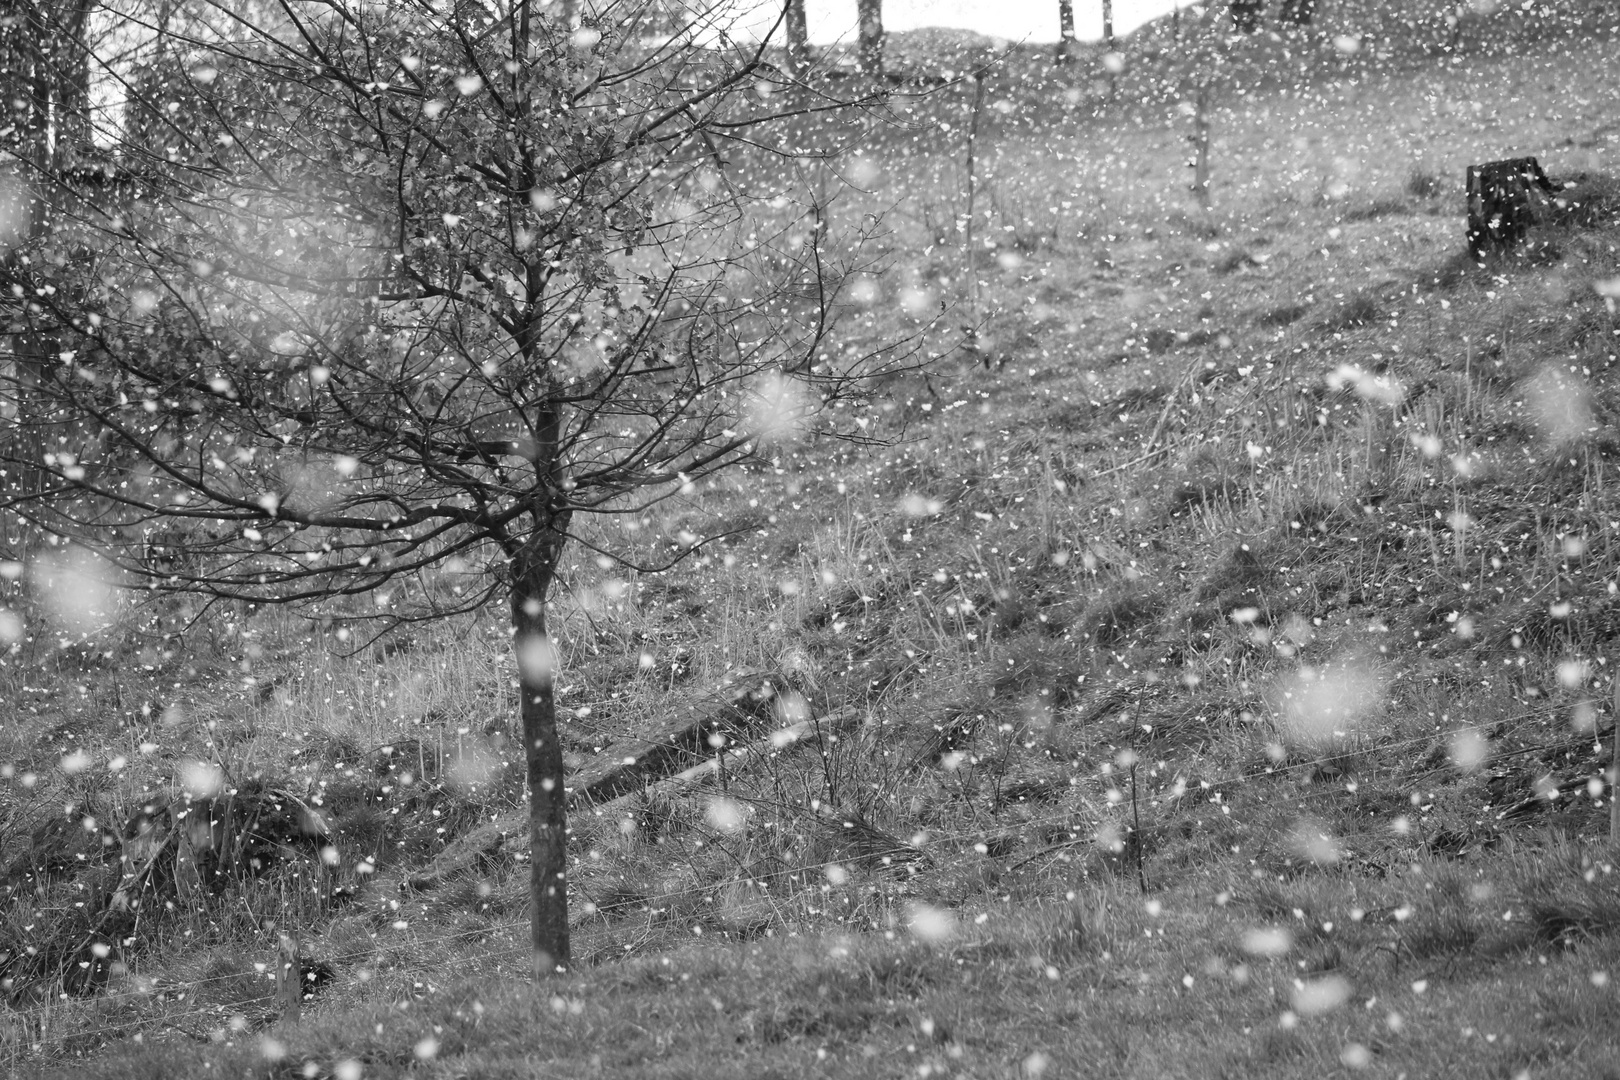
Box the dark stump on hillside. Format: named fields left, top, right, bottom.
left=1279, top=0, right=1315, bottom=24
left=1231, top=0, right=1263, bottom=32
left=1466, top=157, right=1564, bottom=258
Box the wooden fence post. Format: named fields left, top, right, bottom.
left=276, top=931, right=301, bottom=1022
left=1188, top=84, right=1213, bottom=210
left=1611, top=676, right=1620, bottom=850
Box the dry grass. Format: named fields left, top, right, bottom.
left=16, top=841, right=1620, bottom=1079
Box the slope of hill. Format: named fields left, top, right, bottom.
left=5, top=13, right=1620, bottom=1079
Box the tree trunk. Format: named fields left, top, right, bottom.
left=1055, top=0, right=1077, bottom=63
left=511, top=526, right=571, bottom=974
left=1, top=3, right=38, bottom=160
left=0, top=1, right=64, bottom=510
left=785, top=0, right=808, bottom=76
left=54, top=0, right=96, bottom=159
left=856, top=0, right=882, bottom=75
left=1102, top=0, right=1113, bottom=45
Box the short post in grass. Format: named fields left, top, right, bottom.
left=1129, top=758, right=1147, bottom=894
left=1465, top=157, right=1562, bottom=258
left=1187, top=83, right=1213, bottom=210
left=1612, top=674, right=1620, bottom=849
left=962, top=70, right=987, bottom=330
left=276, top=931, right=302, bottom=1022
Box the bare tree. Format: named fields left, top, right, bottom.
left=0, top=0, right=919, bottom=974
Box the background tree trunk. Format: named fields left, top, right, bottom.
left=0, top=0, right=90, bottom=541
left=1102, top=0, right=1114, bottom=45
left=857, top=0, right=883, bottom=75
left=511, top=523, right=571, bottom=973
left=54, top=0, right=95, bottom=157
left=1055, top=0, right=1077, bottom=63
left=785, top=0, right=809, bottom=76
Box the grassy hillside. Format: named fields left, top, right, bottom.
left=5, top=12, right=1620, bottom=1078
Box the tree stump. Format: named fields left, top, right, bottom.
left=1279, top=0, right=1315, bottom=24
left=1231, top=1, right=1263, bottom=32
left=1466, top=157, right=1562, bottom=258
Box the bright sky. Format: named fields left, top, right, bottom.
left=769, top=0, right=1188, bottom=44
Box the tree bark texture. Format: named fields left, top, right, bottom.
left=511, top=522, right=571, bottom=974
